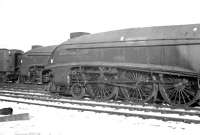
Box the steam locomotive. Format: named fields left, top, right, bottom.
left=0, top=49, right=23, bottom=82
left=0, top=46, right=57, bottom=84
left=19, top=45, right=58, bottom=84
left=1, top=24, right=200, bottom=107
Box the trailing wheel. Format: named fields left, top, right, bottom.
left=119, top=70, right=155, bottom=103
left=160, top=76, right=199, bottom=107
left=70, top=83, right=85, bottom=99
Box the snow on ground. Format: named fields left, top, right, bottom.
left=0, top=101, right=199, bottom=135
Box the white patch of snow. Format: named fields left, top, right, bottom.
left=0, top=101, right=199, bottom=135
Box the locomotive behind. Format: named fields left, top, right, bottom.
left=19, top=45, right=58, bottom=84
left=46, top=24, right=200, bottom=107
left=0, top=49, right=23, bottom=82
left=0, top=33, right=89, bottom=84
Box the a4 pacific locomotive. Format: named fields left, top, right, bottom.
left=19, top=45, right=58, bottom=84
left=1, top=24, right=200, bottom=107
left=46, top=24, right=200, bottom=107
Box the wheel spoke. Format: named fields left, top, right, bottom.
left=178, top=91, right=181, bottom=104
left=184, top=88, right=195, bottom=96
left=182, top=90, right=191, bottom=101
left=161, top=76, right=198, bottom=107
left=85, top=67, right=118, bottom=101
left=119, top=70, right=154, bottom=103
left=137, top=88, right=143, bottom=100
left=181, top=91, right=186, bottom=104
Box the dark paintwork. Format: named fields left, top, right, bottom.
left=47, top=24, right=200, bottom=84
left=63, top=24, right=200, bottom=44
left=0, top=49, right=23, bottom=72
left=20, top=45, right=58, bottom=75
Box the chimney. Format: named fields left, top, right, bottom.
left=70, top=32, right=90, bottom=39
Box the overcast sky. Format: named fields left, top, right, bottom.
left=0, top=0, right=200, bottom=51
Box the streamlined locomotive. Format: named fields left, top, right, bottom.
left=46, top=24, right=200, bottom=107
left=1, top=24, right=200, bottom=107
left=19, top=45, right=58, bottom=84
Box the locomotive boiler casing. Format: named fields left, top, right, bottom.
left=177, top=45, right=200, bottom=73
left=47, top=24, right=200, bottom=86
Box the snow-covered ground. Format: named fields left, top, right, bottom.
left=0, top=100, right=199, bottom=135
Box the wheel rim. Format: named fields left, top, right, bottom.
left=88, top=83, right=118, bottom=101
left=70, top=83, right=85, bottom=99
left=119, top=71, right=154, bottom=103
left=85, top=67, right=118, bottom=101
left=160, top=76, right=199, bottom=107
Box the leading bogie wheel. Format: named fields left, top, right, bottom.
left=70, top=83, right=86, bottom=100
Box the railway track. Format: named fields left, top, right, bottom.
left=0, top=85, right=200, bottom=124
left=0, top=83, right=44, bottom=91
left=1, top=89, right=200, bottom=116
left=1, top=83, right=200, bottom=111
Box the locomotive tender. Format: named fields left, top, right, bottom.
left=0, top=49, right=23, bottom=82
left=46, top=24, right=200, bottom=107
